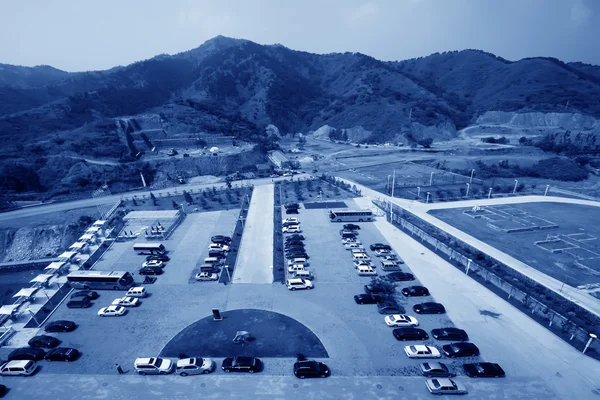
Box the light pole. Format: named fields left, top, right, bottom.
left=583, top=333, right=597, bottom=354
left=390, top=169, right=396, bottom=221
left=488, top=187, right=493, bottom=199
left=426, top=192, right=430, bottom=204
left=26, top=308, right=40, bottom=327
left=417, top=187, right=421, bottom=198
left=387, top=175, right=391, bottom=191
left=513, top=179, right=519, bottom=194
left=465, top=183, right=470, bottom=197
left=429, top=172, right=434, bottom=186
left=469, top=169, right=475, bottom=184
left=544, top=185, right=550, bottom=196
left=466, top=259, right=472, bottom=275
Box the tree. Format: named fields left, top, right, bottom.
left=183, top=190, right=193, bottom=204
left=149, top=192, right=157, bottom=206
left=172, top=200, right=179, bottom=209
left=417, top=138, right=433, bottom=148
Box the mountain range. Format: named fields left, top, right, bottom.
left=2, top=35, right=600, bottom=149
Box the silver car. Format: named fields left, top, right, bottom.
left=176, top=358, right=215, bottom=376
left=425, top=378, right=468, bottom=395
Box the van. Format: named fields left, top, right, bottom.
left=288, top=264, right=305, bottom=273
left=127, top=287, right=147, bottom=298
left=294, top=270, right=312, bottom=278
left=288, top=257, right=307, bottom=265
left=208, top=250, right=226, bottom=259
left=0, top=360, right=37, bottom=376
left=381, top=260, right=399, bottom=270
left=340, top=231, right=357, bottom=239
left=67, top=297, right=92, bottom=308
left=351, top=248, right=366, bottom=255
left=200, top=265, right=220, bottom=273
left=204, top=257, right=221, bottom=265
left=357, top=265, right=377, bottom=276
left=352, top=253, right=370, bottom=261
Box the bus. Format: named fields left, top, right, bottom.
left=329, top=209, right=373, bottom=222
left=133, top=243, right=166, bottom=255
left=67, top=271, right=135, bottom=290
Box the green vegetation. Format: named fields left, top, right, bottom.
left=450, top=159, right=588, bottom=182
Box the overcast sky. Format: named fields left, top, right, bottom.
left=1, top=0, right=598, bottom=72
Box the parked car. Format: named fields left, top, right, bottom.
left=286, top=278, right=313, bottom=291
left=401, top=286, right=430, bottom=297
left=28, top=335, right=60, bottom=348
left=283, top=226, right=302, bottom=233
left=66, top=297, right=92, bottom=308
left=285, top=244, right=305, bottom=251
left=353, top=294, right=383, bottom=304
left=139, top=266, right=163, bottom=275
left=283, top=218, right=300, bottom=224
left=221, top=357, right=262, bottom=373
left=284, top=203, right=299, bottom=209
left=208, top=243, right=230, bottom=252
left=286, top=253, right=308, bottom=260
left=71, top=290, right=99, bottom=300
left=286, top=208, right=299, bottom=214
left=357, top=266, right=377, bottom=276
left=393, top=327, right=429, bottom=341
left=97, top=306, right=127, bottom=317
left=425, top=378, right=468, bottom=395
left=134, top=357, right=174, bottom=375
left=7, top=347, right=45, bottom=361
left=413, top=302, right=446, bottom=314
left=382, top=254, right=403, bottom=263
left=146, top=254, right=170, bottom=262
left=463, top=362, right=505, bottom=378
left=344, top=243, right=364, bottom=250
left=211, top=235, right=232, bottom=243
left=431, top=328, right=469, bottom=341
left=404, top=345, right=441, bottom=359
left=384, top=314, right=419, bottom=327
left=293, top=360, right=330, bottom=379
left=112, top=296, right=140, bottom=307
left=142, top=260, right=164, bottom=268
left=285, top=234, right=305, bottom=241
left=374, top=249, right=393, bottom=257
left=0, top=360, right=37, bottom=376
left=343, top=224, right=360, bottom=230
left=377, top=302, right=404, bottom=315
left=285, top=239, right=304, bottom=246
left=341, top=237, right=361, bottom=244
left=195, top=272, right=219, bottom=281
left=176, top=358, right=215, bottom=376
left=442, top=343, right=480, bottom=358
left=126, top=287, right=147, bottom=298
left=0, top=384, right=5, bottom=396
left=282, top=221, right=301, bottom=227
left=419, top=362, right=456, bottom=378
left=44, top=320, right=76, bottom=333
left=45, top=348, right=79, bottom=362
left=364, top=284, right=392, bottom=295
left=370, top=243, right=391, bottom=251
left=383, top=272, right=414, bottom=281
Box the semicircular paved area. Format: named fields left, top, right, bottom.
left=160, top=308, right=328, bottom=358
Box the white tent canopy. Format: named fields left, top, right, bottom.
left=93, top=220, right=106, bottom=227
left=30, top=274, right=53, bottom=284
left=45, top=261, right=66, bottom=271
left=86, top=226, right=101, bottom=234
left=58, top=251, right=78, bottom=261
left=12, top=288, right=38, bottom=298
left=79, top=234, right=94, bottom=241
left=0, top=304, right=20, bottom=315
left=69, top=242, right=86, bottom=250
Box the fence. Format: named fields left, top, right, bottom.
left=373, top=199, right=600, bottom=358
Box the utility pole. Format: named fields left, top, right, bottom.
left=469, top=169, right=475, bottom=184
left=426, top=192, right=430, bottom=204
left=429, top=172, right=434, bottom=186
left=390, top=169, right=396, bottom=221
left=513, top=179, right=519, bottom=194
left=465, top=183, right=470, bottom=197
left=544, top=185, right=550, bottom=196
left=488, top=187, right=493, bottom=199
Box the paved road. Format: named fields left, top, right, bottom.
left=233, top=184, right=274, bottom=284
left=341, top=178, right=600, bottom=318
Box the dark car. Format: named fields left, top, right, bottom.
left=364, top=284, right=392, bottom=295
left=293, top=360, right=330, bottom=379
left=44, top=348, right=80, bottom=362
left=286, top=253, right=308, bottom=259
left=413, top=302, right=446, bottom=314
left=393, top=327, right=429, bottom=341
left=343, top=224, right=360, bottom=230
left=285, top=245, right=305, bottom=251
left=383, top=272, right=414, bottom=282
left=442, top=343, right=480, bottom=358
left=0, top=384, right=6, bottom=398
left=211, top=235, right=232, bottom=244
left=285, top=241, right=304, bottom=247
left=285, top=235, right=305, bottom=241
left=370, top=243, right=391, bottom=251
left=139, top=266, right=163, bottom=275
left=66, top=297, right=92, bottom=308
left=44, top=320, right=77, bottom=333
left=221, top=357, right=261, bottom=373
left=284, top=203, right=300, bottom=209
left=353, top=294, right=383, bottom=304
left=402, top=286, right=430, bottom=297
left=71, top=290, right=99, bottom=300
left=377, top=302, right=405, bottom=315
left=463, top=362, right=505, bottom=378
left=146, top=254, right=170, bottom=262
left=28, top=335, right=60, bottom=349
left=419, top=362, right=456, bottom=378
left=283, top=221, right=300, bottom=227
left=8, top=347, right=46, bottom=361
left=432, top=328, right=469, bottom=341
left=286, top=208, right=299, bottom=214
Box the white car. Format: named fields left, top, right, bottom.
left=208, top=243, right=230, bottom=252
left=283, top=226, right=302, bottom=233
left=404, top=345, right=441, bottom=359
left=375, top=249, right=393, bottom=257
left=384, top=314, right=419, bottom=327
left=357, top=266, right=377, bottom=276
left=286, top=278, right=313, bottom=291
left=342, top=238, right=361, bottom=244
left=344, top=243, right=364, bottom=250
left=176, top=358, right=215, bottom=376
left=195, top=272, right=218, bottom=281
left=142, top=260, right=164, bottom=268
left=134, top=357, right=174, bottom=375
left=354, top=260, right=374, bottom=269
left=112, top=296, right=140, bottom=307
left=288, top=264, right=306, bottom=273
left=98, top=305, right=127, bottom=317
left=127, top=287, right=147, bottom=298
left=283, top=218, right=299, bottom=224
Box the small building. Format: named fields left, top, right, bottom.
left=268, top=151, right=292, bottom=169
left=256, top=164, right=272, bottom=177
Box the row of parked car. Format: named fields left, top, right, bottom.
left=194, top=235, right=232, bottom=281
left=283, top=218, right=314, bottom=291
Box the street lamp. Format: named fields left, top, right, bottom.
left=429, top=172, right=434, bottom=186
left=426, top=192, right=431, bottom=204
left=466, top=259, right=472, bottom=275
left=488, top=187, right=493, bottom=199
left=513, top=179, right=519, bottom=194
left=544, top=185, right=550, bottom=196
left=387, top=175, right=391, bottom=191
left=469, top=169, right=475, bottom=184
left=417, top=187, right=421, bottom=198
left=583, top=333, right=597, bottom=354
left=26, top=308, right=40, bottom=327
left=465, top=183, right=470, bottom=197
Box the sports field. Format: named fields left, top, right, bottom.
left=430, top=202, right=600, bottom=287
